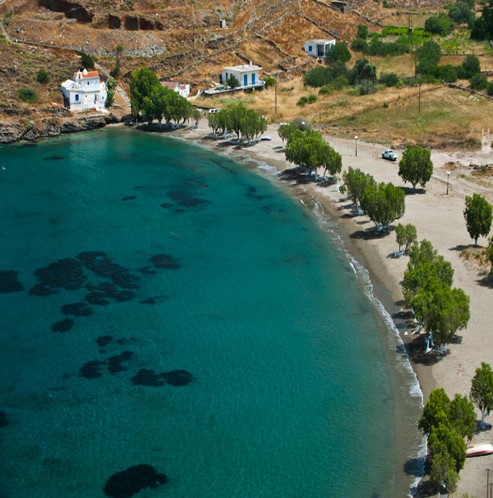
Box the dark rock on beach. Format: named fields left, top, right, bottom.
left=51, top=318, right=75, bottom=333
left=104, top=464, right=167, bottom=498
left=0, top=270, right=24, bottom=293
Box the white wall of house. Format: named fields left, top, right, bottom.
left=304, top=39, right=336, bottom=58
left=221, top=64, right=263, bottom=88
left=61, top=68, right=107, bottom=112
left=162, top=81, right=191, bottom=99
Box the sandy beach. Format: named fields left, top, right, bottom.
left=172, top=118, right=493, bottom=497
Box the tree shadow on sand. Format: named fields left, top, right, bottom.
left=477, top=272, right=493, bottom=288
left=449, top=244, right=470, bottom=252
left=350, top=227, right=392, bottom=241
left=400, top=186, right=427, bottom=195
left=406, top=334, right=449, bottom=366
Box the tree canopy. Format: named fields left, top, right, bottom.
left=284, top=129, right=338, bottom=177
left=395, top=223, right=417, bottom=252
left=398, top=145, right=434, bottom=190
left=464, top=193, right=493, bottom=246
left=360, top=181, right=405, bottom=231
left=416, top=40, right=441, bottom=75
left=470, top=362, right=493, bottom=429
left=419, top=387, right=474, bottom=492
left=342, top=167, right=376, bottom=207
left=325, top=42, right=352, bottom=64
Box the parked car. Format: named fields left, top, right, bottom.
left=208, top=108, right=220, bottom=113
left=382, top=149, right=398, bottom=161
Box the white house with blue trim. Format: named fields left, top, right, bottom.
left=221, top=63, right=264, bottom=89
left=61, top=68, right=107, bottom=112
left=304, top=39, right=336, bottom=58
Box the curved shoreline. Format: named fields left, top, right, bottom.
left=170, top=119, right=493, bottom=497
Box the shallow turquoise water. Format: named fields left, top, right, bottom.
left=0, top=128, right=418, bottom=497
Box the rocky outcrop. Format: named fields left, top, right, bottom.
left=0, top=114, right=120, bottom=144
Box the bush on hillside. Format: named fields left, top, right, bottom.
left=36, top=69, right=50, bottom=84
left=379, top=72, right=400, bottom=87
left=18, top=88, right=37, bottom=103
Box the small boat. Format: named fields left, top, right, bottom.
left=466, top=443, right=493, bottom=457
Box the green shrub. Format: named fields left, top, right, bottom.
left=425, top=14, right=455, bottom=36
left=379, top=72, right=400, bottom=87
left=358, top=81, right=377, bottom=95
left=296, top=96, right=308, bottom=106
left=264, top=76, right=277, bottom=89
left=18, top=88, right=37, bottom=103
left=469, top=74, right=488, bottom=90
left=331, top=75, right=349, bottom=90
left=351, top=38, right=368, bottom=52
left=486, top=82, right=493, bottom=96
left=36, top=69, right=50, bottom=84
left=357, top=25, right=369, bottom=39
left=304, top=66, right=332, bottom=87
left=80, top=52, right=95, bottom=69
left=434, top=64, right=458, bottom=82
left=308, top=93, right=317, bottom=103
left=318, top=85, right=332, bottom=95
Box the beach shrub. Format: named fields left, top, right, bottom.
left=463, top=193, right=493, bottom=246
left=398, top=145, right=434, bottom=191
left=471, top=362, right=493, bottom=429
left=17, top=88, right=37, bottom=103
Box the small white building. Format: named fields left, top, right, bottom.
left=162, top=81, right=191, bottom=99
left=61, top=68, right=107, bottom=112
left=221, top=63, right=264, bottom=89
left=304, top=39, right=336, bottom=58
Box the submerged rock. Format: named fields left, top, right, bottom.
left=0, top=270, right=24, bottom=293
left=79, top=360, right=106, bottom=379
left=51, top=318, right=75, bottom=333
left=0, top=410, right=8, bottom=428
left=131, top=368, right=167, bottom=387
left=61, top=302, right=93, bottom=317
left=149, top=254, right=181, bottom=270
left=164, top=369, right=193, bottom=387
left=103, top=464, right=167, bottom=498
left=34, top=258, right=86, bottom=291
left=95, top=335, right=113, bottom=347
left=108, top=351, right=135, bottom=374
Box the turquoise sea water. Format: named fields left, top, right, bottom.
left=0, top=128, right=422, bottom=497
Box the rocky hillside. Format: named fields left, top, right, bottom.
left=0, top=0, right=453, bottom=142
